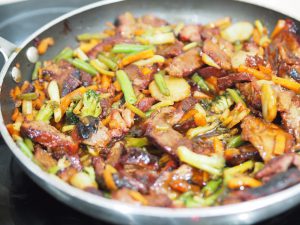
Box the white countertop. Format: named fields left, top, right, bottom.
left=0, top=0, right=299, bottom=20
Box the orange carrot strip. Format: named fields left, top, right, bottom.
left=213, top=137, right=224, bottom=155
left=179, top=109, right=197, bottom=123
left=238, top=65, right=271, bottom=80
left=103, top=165, right=118, bottom=191
left=120, top=49, right=154, bottom=67
left=101, top=75, right=111, bottom=90
left=228, top=176, right=262, bottom=189
left=272, top=76, right=300, bottom=94
left=113, top=80, right=121, bottom=92
left=60, top=85, right=97, bottom=114
left=271, top=20, right=286, bottom=39
left=37, top=37, right=55, bottom=55
left=11, top=108, right=20, bottom=122
left=258, top=65, right=273, bottom=76
left=194, top=112, right=207, bottom=126
left=128, top=190, right=148, bottom=205
left=101, top=115, right=111, bottom=126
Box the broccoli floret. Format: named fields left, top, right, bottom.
left=35, top=101, right=56, bottom=123
left=81, top=90, right=102, bottom=118
left=211, top=93, right=234, bottom=114
left=66, top=102, right=79, bottom=124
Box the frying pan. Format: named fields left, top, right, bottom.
left=0, top=0, right=299, bottom=224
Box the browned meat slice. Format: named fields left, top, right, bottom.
left=92, top=156, right=105, bottom=177
left=82, top=122, right=111, bottom=148
left=34, top=145, right=57, bottom=170
left=80, top=71, right=93, bottom=86
left=87, top=35, right=133, bottom=58
left=198, top=66, right=227, bottom=79
left=21, top=121, right=79, bottom=155
left=112, top=188, right=140, bottom=204
left=165, top=47, right=202, bottom=77
left=156, top=40, right=184, bottom=58
left=225, top=144, right=261, bottom=166
left=106, top=142, right=125, bottom=167
left=278, top=92, right=300, bottom=144
left=224, top=167, right=300, bottom=204
left=200, top=27, right=220, bottom=41
left=203, top=39, right=231, bottom=70
left=245, top=55, right=265, bottom=69
left=144, top=107, right=208, bottom=157
left=42, top=60, right=81, bottom=97
left=122, top=147, right=159, bottom=170
left=123, top=64, right=157, bottom=90
left=141, top=15, right=167, bottom=27
left=144, top=192, right=172, bottom=207
left=136, top=97, right=156, bottom=112
left=241, top=116, right=295, bottom=162
left=217, top=72, right=253, bottom=90
left=256, top=153, right=300, bottom=182
left=116, top=12, right=136, bottom=38
left=236, top=81, right=262, bottom=111
left=179, top=24, right=202, bottom=42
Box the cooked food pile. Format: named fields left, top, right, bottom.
left=7, top=13, right=300, bottom=207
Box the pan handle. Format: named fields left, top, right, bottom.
left=0, top=36, right=16, bottom=63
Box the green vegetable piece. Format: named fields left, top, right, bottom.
left=17, top=92, right=38, bottom=100
left=35, top=101, right=55, bottom=123
left=116, top=70, right=137, bottom=104
left=98, top=54, right=118, bottom=71
left=69, top=58, right=98, bottom=76
left=112, top=44, right=152, bottom=54
left=201, top=179, right=222, bottom=197
left=77, top=33, right=108, bottom=41
left=125, top=137, right=149, bottom=147
left=81, top=90, right=102, bottom=118
left=31, top=61, right=41, bottom=80
left=192, top=73, right=210, bottom=92
left=227, top=135, right=245, bottom=148
left=227, top=88, right=246, bottom=107
left=24, top=138, right=34, bottom=152
left=154, top=71, right=170, bottom=96
left=15, top=137, right=33, bottom=158
left=211, top=93, right=234, bottom=114
left=66, top=102, right=79, bottom=124
left=54, top=47, right=73, bottom=62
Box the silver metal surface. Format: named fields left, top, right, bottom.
left=0, top=0, right=299, bottom=224
left=0, top=37, right=16, bottom=62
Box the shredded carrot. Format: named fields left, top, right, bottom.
left=10, top=86, right=21, bottom=100
left=134, top=29, right=145, bottom=36
left=271, top=20, right=286, bottom=39
left=194, top=112, right=207, bottom=126
left=37, top=37, right=54, bottom=55
left=101, top=75, right=111, bottom=90
left=20, top=81, right=30, bottom=93
left=113, top=80, right=121, bottom=92
left=103, top=165, right=118, bottom=191
left=92, top=74, right=102, bottom=84
left=128, top=190, right=148, bottom=205
left=252, top=28, right=261, bottom=45
left=205, top=76, right=218, bottom=91
left=228, top=175, right=262, bottom=189
left=202, top=171, right=210, bottom=183
left=258, top=65, right=273, bottom=76
left=113, top=92, right=123, bottom=102
left=101, top=115, right=111, bottom=126
left=179, top=109, right=197, bottom=124
left=79, top=39, right=99, bottom=53
left=120, top=49, right=155, bottom=67
left=213, top=137, right=224, bottom=155
left=6, top=124, right=20, bottom=136
left=11, top=108, right=20, bottom=122
left=25, top=114, right=34, bottom=121
left=272, top=76, right=300, bottom=94
left=238, top=65, right=271, bottom=80
left=60, top=85, right=97, bottom=114
left=141, top=67, right=152, bottom=76
left=274, top=134, right=286, bottom=155
left=142, top=89, right=151, bottom=95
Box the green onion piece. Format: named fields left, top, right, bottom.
left=201, top=178, right=222, bottom=197
left=116, top=70, right=137, bottom=104
left=227, top=135, right=245, bottom=148
left=112, top=44, right=152, bottom=54
left=125, top=102, right=147, bottom=119
left=69, top=58, right=98, bottom=76
left=183, top=42, right=198, bottom=51
left=177, top=146, right=225, bottom=176
left=90, top=59, right=115, bottom=77
left=77, top=33, right=108, bottom=41
left=224, top=160, right=254, bottom=183
left=192, top=73, right=210, bottom=92
left=24, top=138, right=34, bottom=152
left=200, top=187, right=224, bottom=207
left=145, top=109, right=154, bottom=117
left=154, top=71, right=170, bottom=96
left=125, top=137, right=149, bottom=147
left=54, top=47, right=73, bottom=62
left=227, top=88, right=246, bottom=107
left=48, top=166, right=60, bottom=174
left=150, top=100, right=174, bottom=111
left=15, top=136, right=33, bottom=158
left=31, top=61, right=41, bottom=80
left=98, top=54, right=118, bottom=71
left=17, top=92, right=38, bottom=100
left=186, top=121, right=219, bottom=139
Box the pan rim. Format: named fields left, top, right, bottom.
left=0, top=0, right=300, bottom=220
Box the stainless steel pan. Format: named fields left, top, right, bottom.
left=0, top=0, right=299, bottom=224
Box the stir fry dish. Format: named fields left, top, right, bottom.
left=7, top=13, right=300, bottom=207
